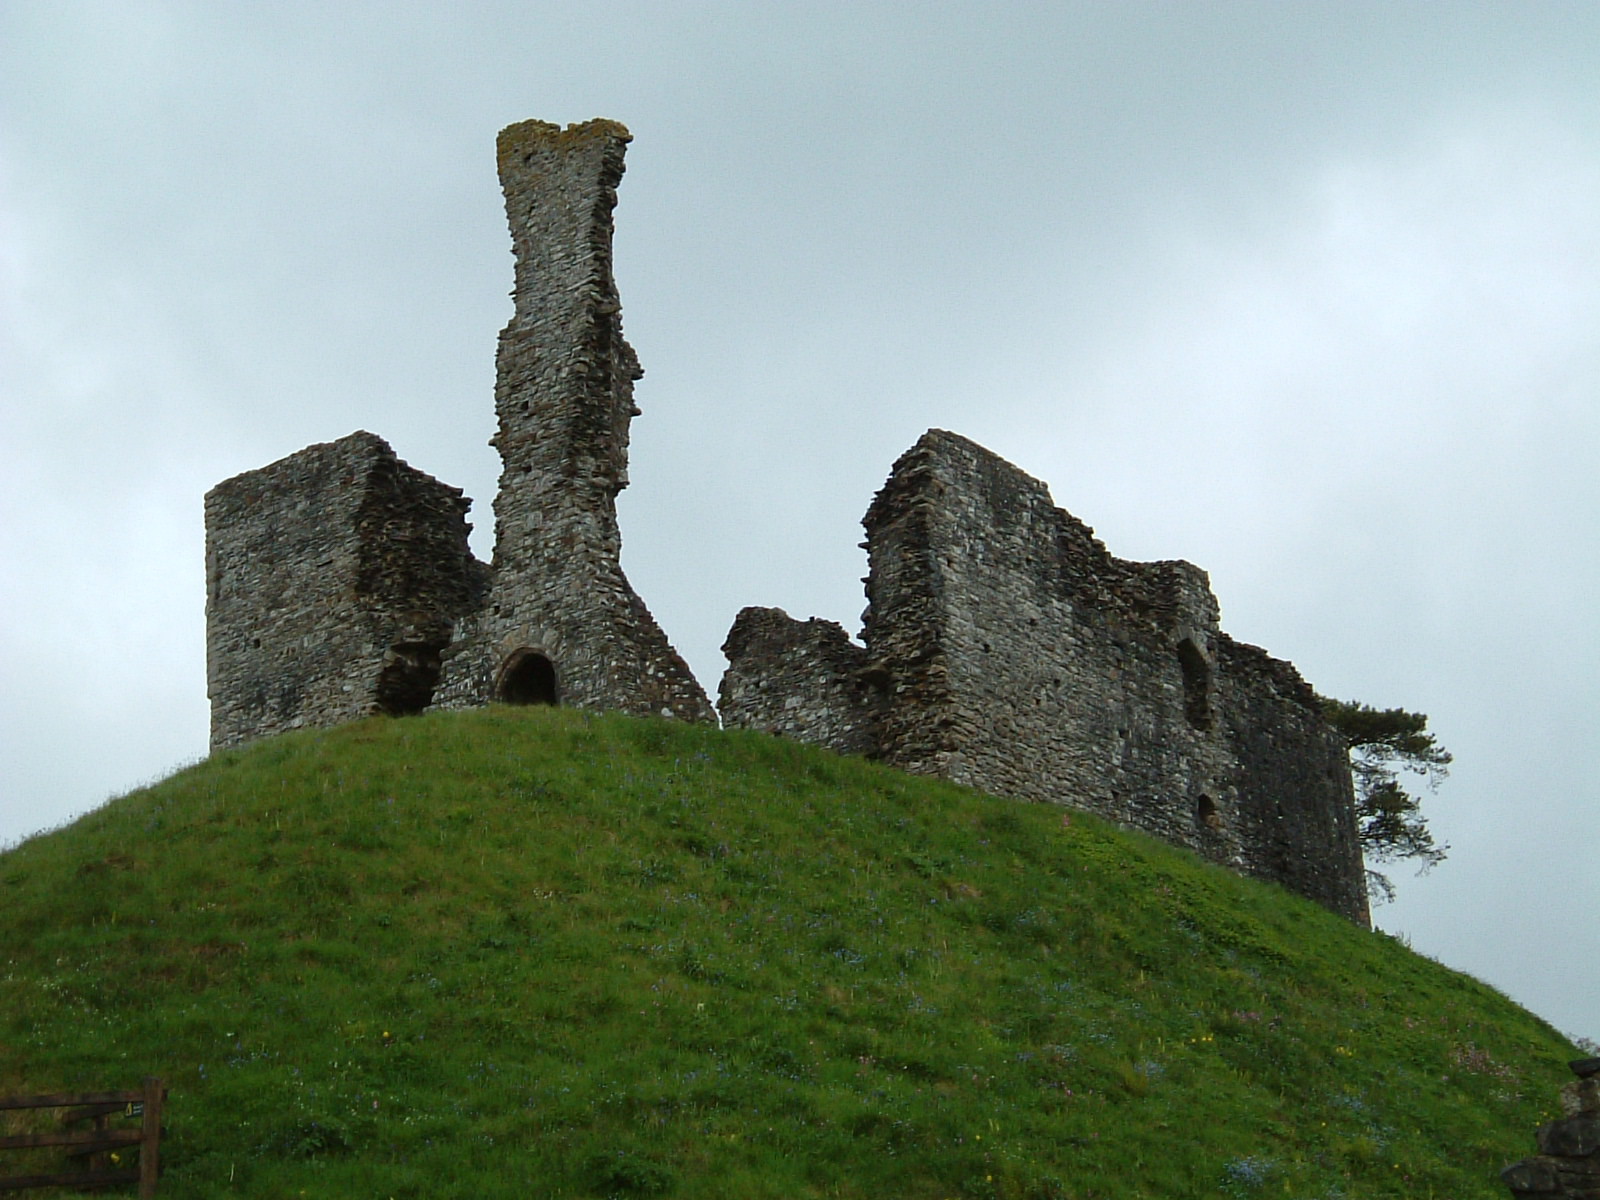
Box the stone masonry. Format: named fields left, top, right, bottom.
left=1503, top=1058, right=1600, bottom=1199
left=431, top=119, right=713, bottom=722
left=204, top=431, right=486, bottom=748
left=205, top=119, right=712, bottom=749
left=720, top=430, right=1369, bottom=924
left=720, top=609, right=885, bottom=757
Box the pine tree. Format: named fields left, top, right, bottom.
left=1321, top=698, right=1452, bottom=903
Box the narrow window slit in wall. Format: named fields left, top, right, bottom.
left=1177, top=637, right=1214, bottom=731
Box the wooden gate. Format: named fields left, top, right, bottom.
left=0, top=1077, right=165, bottom=1197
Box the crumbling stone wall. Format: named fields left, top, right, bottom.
left=1214, top=635, right=1367, bottom=919
left=721, top=429, right=1369, bottom=923
left=718, top=608, right=883, bottom=756
left=432, top=118, right=713, bottom=722
left=207, top=120, right=711, bottom=747
left=205, top=431, right=486, bottom=749
left=1503, top=1057, right=1600, bottom=1198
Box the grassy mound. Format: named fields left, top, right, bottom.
left=0, top=707, right=1576, bottom=1198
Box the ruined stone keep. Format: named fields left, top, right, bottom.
left=205, top=119, right=713, bottom=751
left=720, top=431, right=1370, bottom=925
left=205, top=430, right=487, bottom=746
left=206, top=118, right=1368, bottom=923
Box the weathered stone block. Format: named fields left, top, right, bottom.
left=1504, top=1157, right=1565, bottom=1195
left=205, top=431, right=486, bottom=748
left=1505, top=1064, right=1600, bottom=1199
left=1540, top=1118, right=1600, bottom=1158
left=1566, top=1079, right=1600, bottom=1117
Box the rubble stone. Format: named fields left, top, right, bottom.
left=1505, top=1062, right=1600, bottom=1198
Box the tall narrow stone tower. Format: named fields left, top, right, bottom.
left=435, top=119, right=714, bottom=721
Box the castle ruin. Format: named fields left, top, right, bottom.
left=204, top=430, right=487, bottom=742
left=205, top=119, right=713, bottom=751
left=205, top=118, right=1368, bottom=925
left=720, top=430, right=1369, bottom=924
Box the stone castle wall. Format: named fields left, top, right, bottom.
left=204, top=431, right=485, bottom=748
left=718, top=608, right=883, bottom=756
left=720, top=430, right=1369, bottom=924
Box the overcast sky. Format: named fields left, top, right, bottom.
left=2, top=2, right=1595, bottom=1041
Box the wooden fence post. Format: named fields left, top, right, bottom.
left=139, top=1076, right=163, bottom=1200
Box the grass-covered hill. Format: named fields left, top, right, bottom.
left=0, top=707, right=1577, bottom=1198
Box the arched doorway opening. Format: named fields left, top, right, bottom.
left=498, top=649, right=559, bottom=706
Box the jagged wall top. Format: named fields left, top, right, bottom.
left=205, top=116, right=714, bottom=739
left=491, top=119, right=639, bottom=511
left=721, top=428, right=1369, bottom=923
left=204, top=431, right=484, bottom=748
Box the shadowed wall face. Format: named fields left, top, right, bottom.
left=1214, top=636, right=1368, bottom=922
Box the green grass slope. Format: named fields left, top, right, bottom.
left=0, top=707, right=1576, bottom=1199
